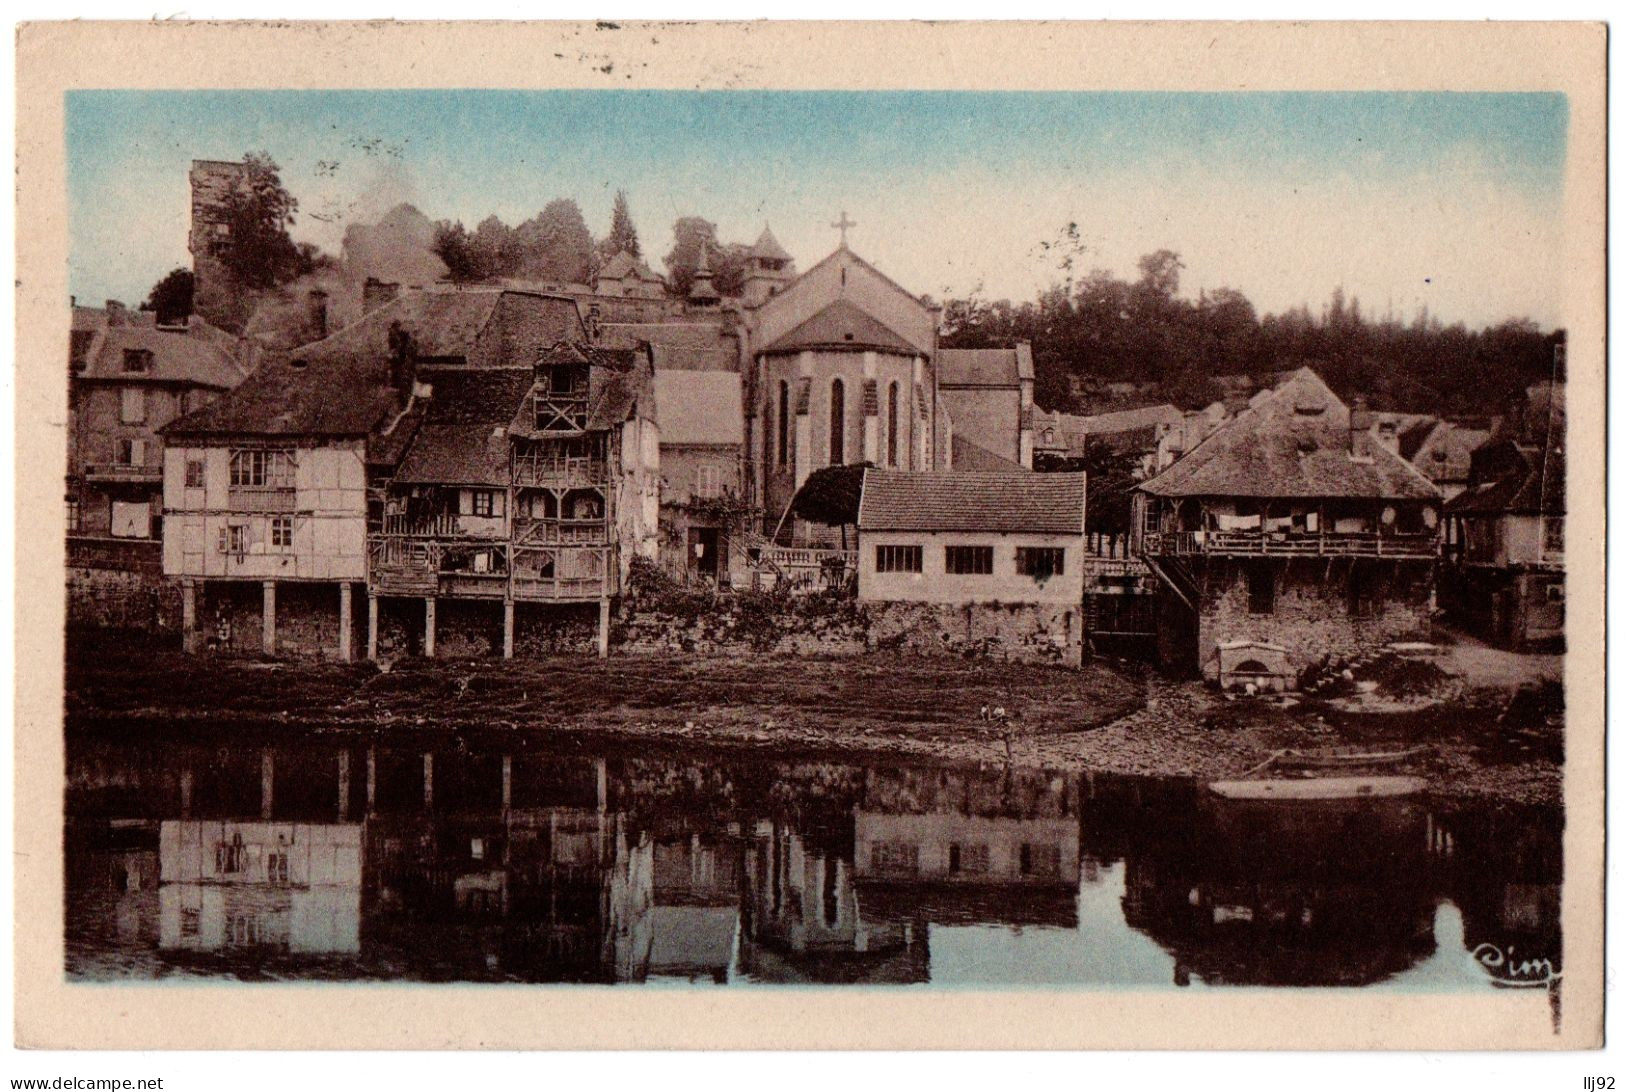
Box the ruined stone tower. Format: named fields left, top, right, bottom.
left=188, top=159, right=248, bottom=332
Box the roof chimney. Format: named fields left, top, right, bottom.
left=105, top=299, right=127, bottom=326
left=1349, top=395, right=1375, bottom=461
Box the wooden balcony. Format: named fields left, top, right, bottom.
left=367, top=535, right=615, bottom=601
left=511, top=454, right=607, bottom=490
left=227, top=486, right=297, bottom=512
left=1142, top=529, right=1439, bottom=560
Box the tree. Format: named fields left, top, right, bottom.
left=603, top=189, right=641, bottom=260
left=790, top=463, right=872, bottom=547
left=431, top=221, right=483, bottom=282
left=1034, top=440, right=1140, bottom=536
left=139, top=268, right=193, bottom=324
left=471, top=215, right=518, bottom=279
left=218, top=152, right=304, bottom=290
left=513, top=199, right=596, bottom=284
left=664, top=216, right=718, bottom=298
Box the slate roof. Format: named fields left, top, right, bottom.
left=598, top=250, right=662, bottom=282
left=1405, top=420, right=1490, bottom=485
left=760, top=299, right=918, bottom=356
left=1138, top=368, right=1440, bottom=501
left=73, top=311, right=246, bottom=390
left=162, top=288, right=581, bottom=439
left=951, top=434, right=1025, bottom=472
left=1447, top=445, right=1564, bottom=516
left=751, top=226, right=793, bottom=262
left=858, top=469, right=1087, bottom=535
left=393, top=368, right=536, bottom=485
left=599, top=322, right=732, bottom=354
left=654, top=370, right=743, bottom=446
left=937, top=345, right=1034, bottom=387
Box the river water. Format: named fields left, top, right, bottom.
left=65, top=728, right=1562, bottom=993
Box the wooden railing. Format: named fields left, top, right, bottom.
left=511, top=454, right=606, bottom=489
left=1142, top=528, right=1439, bottom=559
left=367, top=535, right=615, bottom=601
left=514, top=517, right=609, bottom=546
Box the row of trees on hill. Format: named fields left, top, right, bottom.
left=937, top=244, right=1562, bottom=421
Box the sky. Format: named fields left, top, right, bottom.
left=66, top=90, right=1568, bottom=329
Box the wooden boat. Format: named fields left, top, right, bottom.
left=1207, top=775, right=1427, bottom=802
left=1272, top=745, right=1428, bottom=770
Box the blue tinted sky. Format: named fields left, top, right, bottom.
left=67, top=90, right=1568, bottom=327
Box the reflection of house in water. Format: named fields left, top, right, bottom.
left=647, top=826, right=744, bottom=983
left=738, top=822, right=925, bottom=984
left=1120, top=792, right=1436, bottom=987
left=158, top=820, right=363, bottom=954
left=1438, top=806, right=1563, bottom=985
left=853, top=765, right=1081, bottom=929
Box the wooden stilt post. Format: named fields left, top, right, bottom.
left=367, top=593, right=379, bottom=660
left=597, top=597, right=610, bottom=658
left=338, top=582, right=354, bottom=662
left=260, top=750, right=275, bottom=820
left=503, top=598, right=515, bottom=659
left=181, top=580, right=198, bottom=654
left=261, top=580, right=277, bottom=655
left=424, top=597, right=437, bottom=658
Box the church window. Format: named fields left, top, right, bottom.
left=829, top=379, right=846, bottom=464
left=886, top=382, right=899, bottom=466
left=777, top=381, right=790, bottom=466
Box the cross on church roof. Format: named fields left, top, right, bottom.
left=831, top=210, right=857, bottom=248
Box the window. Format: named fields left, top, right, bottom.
left=1016, top=546, right=1066, bottom=580
left=218, top=525, right=248, bottom=555
left=121, top=348, right=152, bottom=373
left=185, top=458, right=205, bottom=489
left=777, top=380, right=790, bottom=466
left=886, top=381, right=899, bottom=466
left=270, top=516, right=293, bottom=549
left=1546, top=582, right=1566, bottom=604
left=1247, top=564, right=1275, bottom=614
left=949, top=843, right=990, bottom=875
left=65, top=497, right=80, bottom=533
left=695, top=465, right=723, bottom=499
left=119, top=386, right=145, bottom=424
left=829, top=379, right=846, bottom=464
left=117, top=438, right=146, bottom=466
left=875, top=543, right=923, bottom=573
left=945, top=545, right=994, bottom=575
left=471, top=490, right=496, bottom=517
left=1020, top=842, right=1062, bottom=877
left=230, top=449, right=294, bottom=488
left=1543, top=517, right=1564, bottom=554
left=870, top=842, right=919, bottom=875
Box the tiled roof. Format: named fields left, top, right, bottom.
left=858, top=469, right=1086, bottom=535
left=1138, top=368, right=1441, bottom=501
left=937, top=345, right=1033, bottom=387
left=653, top=370, right=743, bottom=446
left=598, top=321, right=732, bottom=354
left=1406, top=420, right=1490, bottom=485
left=760, top=300, right=918, bottom=356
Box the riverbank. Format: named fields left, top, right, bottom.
left=65, top=631, right=1562, bottom=806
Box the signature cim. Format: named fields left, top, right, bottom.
left=1471, top=942, right=1562, bottom=988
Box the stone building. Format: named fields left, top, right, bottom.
left=1134, top=367, right=1444, bottom=685
left=68, top=302, right=248, bottom=545
left=936, top=345, right=1036, bottom=470
left=652, top=368, right=746, bottom=585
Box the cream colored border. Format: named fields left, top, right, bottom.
left=14, top=20, right=1606, bottom=1050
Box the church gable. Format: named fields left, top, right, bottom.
left=751, top=247, right=936, bottom=357
left=760, top=299, right=918, bottom=356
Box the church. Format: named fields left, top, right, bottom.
left=605, top=214, right=1037, bottom=547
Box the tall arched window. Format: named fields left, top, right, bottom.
left=886, top=381, right=899, bottom=467
left=777, top=380, right=790, bottom=466
left=829, top=378, right=846, bottom=464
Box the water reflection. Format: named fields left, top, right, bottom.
left=64, top=733, right=1562, bottom=991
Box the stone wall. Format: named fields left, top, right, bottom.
left=615, top=591, right=1080, bottom=664
left=1195, top=558, right=1433, bottom=680
left=193, top=580, right=357, bottom=660
left=66, top=564, right=180, bottom=633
